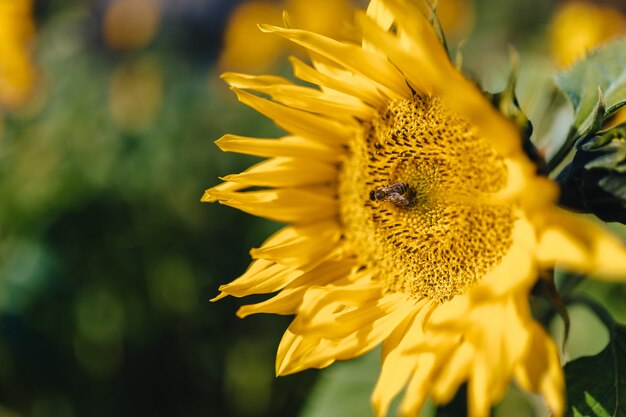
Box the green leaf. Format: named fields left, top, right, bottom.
left=299, top=349, right=435, bottom=417
left=555, top=37, right=626, bottom=136
left=564, top=325, right=626, bottom=417
left=557, top=123, right=626, bottom=223
left=298, top=349, right=380, bottom=417
left=486, top=50, right=545, bottom=172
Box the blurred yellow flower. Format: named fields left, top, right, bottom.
left=219, top=1, right=288, bottom=71
left=550, top=1, right=626, bottom=127
left=103, top=0, right=162, bottom=51
left=0, top=0, right=36, bottom=110
left=206, top=0, right=626, bottom=416
left=220, top=0, right=353, bottom=71
left=220, top=0, right=472, bottom=71
left=550, top=1, right=626, bottom=68
left=283, top=0, right=353, bottom=36
left=435, top=0, right=474, bottom=40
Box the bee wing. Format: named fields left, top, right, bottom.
left=388, top=193, right=409, bottom=206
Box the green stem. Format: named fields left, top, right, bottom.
left=565, top=295, right=617, bottom=332
left=556, top=273, right=584, bottom=296
left=543, top=126, right=578, bottom=175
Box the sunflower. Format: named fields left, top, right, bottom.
left=204, top=0, right=626, bottom=416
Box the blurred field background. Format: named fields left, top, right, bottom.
left=1, top=1, right=626, bottom=417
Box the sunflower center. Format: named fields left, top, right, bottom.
left=338, top=96, right=516, bottom=303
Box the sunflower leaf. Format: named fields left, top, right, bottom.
left=487, top=50, right=545, bottom=172
left=557, top=123, right=626, bottom=223
left=564, top=325, right=626, bottom=417
left=298, top=349, right=380, bottom=417
left=555, top=37, right=626, bottom=137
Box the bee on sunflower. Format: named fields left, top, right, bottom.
left=204, top=0, right=626, bottom=416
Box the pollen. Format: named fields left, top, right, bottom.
left=338, top=95, right=516, bottom=303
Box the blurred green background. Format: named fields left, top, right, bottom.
left=1, top=1, right=625, bottom=417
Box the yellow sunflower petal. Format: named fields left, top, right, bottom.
left=293, top=289, right=409, bottom=338
left=441, top=73, right=522, bottom=157
left=289, top=56, right=387, bottom=109
left=258, top=24, right=412, bottom=99
left=237, top=259, right=356, bottom=317
left=286, top=312, right=408, bottom=373
left=213, top=259, right=301, bottom=299
left=222, top=72, right=294, bottom=88
left=514, top=322, right=564, bottom=417
left=223, top=71, right=377, bottom=120
left=372, top=299, right=432, bottom=417
left=231, top=87, right=356, bottom=146
left=297, top=278, right=379, bottom=312
left=276, top=328, right=333, bottom=375
left=477, top=216, right=537, bottom=296
left=366, top=0, right=395, bottom=32
left=398, top=352, right=440, bottom=417
left=362, top=0, right=394, bottom=55
left=257, top=84, right=375, bottom=120
left=430, top=342, right=474, bottom=404
left=238, top=287, right=305, bottom=318
left=477, top=322, right=505, bottom=401
left=474, top=298, right=531, bottom=403
left=201, top=180, right=247, bottom=202
left=428, top=292, right=471, bottom=328
left=279, top=290, right=418, bottom=375
left=215, top=134, right=339, bottom=163
left=484, top=159, right=558, bottom=210
left=356, top=11, right=434, bottom=94
left=423, top=296, right=534, bottom=411
left=468, top=353, right=490, bottom=417
left=537, top=208, right=626, bottom=280
left=250, top=220, right=342, bottom=267
left=237, top=287, right=303, bottom=317
left=502, top=295, right=534, bottom=371
left=207, top=187, right=337, bottom=224
left=221, top=157, right=336, bottom=187
left=380, top=0, right=452, bottom=74
left=360, top=0, right=453, bottom=91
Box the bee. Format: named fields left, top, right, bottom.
left=369, top=182, right=411, bottom=206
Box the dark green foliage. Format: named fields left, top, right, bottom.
left=0, top=7, right=315, bottom=417
left=486, top=53, right=545, bottom=173
left=565, top=325, right=626, bottom=417
left=299, top=349, right=381, bottom=417
left=558, top=124, right=626, bottom=223
left=555, top=38, right=626, bottom=137
left=434, top=385, right=467, bottom=417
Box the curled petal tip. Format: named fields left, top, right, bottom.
left=258, top=23, right=280, bottom=33
left=202, top=188, right=235, bottom=203
left=201, top=189, right=217, bottom=202
left=219, top=72, right=237, bottom=84
left=275, top=359, right=289, bottom=376
left=214, top=137, right=225, bottom=146
left=235, top=306, right=250, bottom=319
left=210, top=292, right=228, bottom=302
